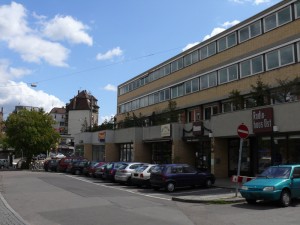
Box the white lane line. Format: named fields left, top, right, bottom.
left=65, top=175, right=171, bottom=201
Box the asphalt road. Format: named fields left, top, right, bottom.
left=1, top=171, right=300, bottom=225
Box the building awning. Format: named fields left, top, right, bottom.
left=143, top=138, right=172, bottom=143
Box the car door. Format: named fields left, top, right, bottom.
left=183, top=165, right=198, bottom=186
left=291, top=167, right=300, bottom=197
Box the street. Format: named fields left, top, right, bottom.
left=1, top=171, right=300, bottom=225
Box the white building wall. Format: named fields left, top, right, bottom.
left=68, top=110, right=91, bottom=136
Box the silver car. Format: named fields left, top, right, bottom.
left=114, top=162, right=146, bottom=185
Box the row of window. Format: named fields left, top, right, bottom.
left=119, top=41, right=300, bottom=114
left=119, top=2, right=300, bottom=96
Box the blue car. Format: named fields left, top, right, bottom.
left=240, top=164, right=300, bottom=207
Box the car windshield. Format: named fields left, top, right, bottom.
left=259, top=166, right=291, bottom=179
left=151, top=165, right=165, bottom=174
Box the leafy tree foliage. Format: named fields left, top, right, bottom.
left=272, top=77, right=300, bottom=102
left=228, top=89, right=244, bottom=110
left=250, top=76, right=271, bottom=106
left=5, top=109, right=60, bottom=166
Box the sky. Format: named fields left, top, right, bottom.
left=0, top=0, right=282, bottom=124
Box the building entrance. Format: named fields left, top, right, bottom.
left=151, top=141, right=172, bottom=164
left=194, top=140, right=211, bottom=172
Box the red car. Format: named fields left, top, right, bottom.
left=57, top=157, right=86, bottom=172
left=88, top=162, right=106, bottom=177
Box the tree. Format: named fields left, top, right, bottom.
left=250, top=76, right=271, bottom=106
left=228, top=89, right=244, bottom=110
left=5, top=109, right=60, bottom=167
left=272, top=77, right=300, bottom=103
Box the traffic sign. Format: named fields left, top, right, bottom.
left=237, top=123, right=249, bottom=139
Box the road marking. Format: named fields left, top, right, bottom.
left=65, top=175, right=171, bottom=201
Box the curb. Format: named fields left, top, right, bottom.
left=172, top=195, right=245, bottom=204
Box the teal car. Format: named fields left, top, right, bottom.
left=240, top=165, right=300, bottom=207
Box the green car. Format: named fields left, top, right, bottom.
left=240, top=164, right=300, bottom=207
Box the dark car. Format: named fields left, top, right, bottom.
left=67, top=159, right=88, bottom=175
left=87, top=162, right=106, bottom=177
left=57, top=157, right=85, bottom=172
left=48, top=159, right=60, bottom=172
left=102, top=162, right=128, bottom=181
left=150, top=164, right=215, bottom=192
left=94, top=163, right=108, bottom=178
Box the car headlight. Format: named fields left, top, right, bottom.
left=263, top=186, right=275, bottom=191
left=241, top=186, right=248, bottom=190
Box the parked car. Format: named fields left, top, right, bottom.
left=82, top=161, right=97, bottom=176
left=57, top=157, right=85, bottom=172
left=102, top=162, right=128, bottom=181
left=115, top=162, right=145, bottom=185
left=131, top=164, right=157, bottom=187
left=240, top=164, right=300, bottom=207
left=94, top=163, right=108, bottom=178
left=69, top=160, right=89, bottom=175
left=150, top=164, right=216, bottom=192
left=0, top=159, right=9, bottom=169
left=48, top=159, right=60, bottom=172
left=86, top=162, right=106, bottom=177
left=43, top=159, right=51, bottom=171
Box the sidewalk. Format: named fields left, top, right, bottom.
left=172, top=178, right=246, bottom=203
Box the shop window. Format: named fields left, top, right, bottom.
left=222, top=102, right=232, bottom=113
left=229, top=139, right=250, bottom=175
left=288, top=135, right=300, bottom=164
left=257, top=137, right=272, bottom=174
left=120, top=143, right=133, bottom=162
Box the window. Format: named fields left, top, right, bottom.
left=266, top=45, right=295, bottom=70
left=159, top=89, right=170, bottom=102
left=204, top=105, right=218, bottom=120
left=185, top=80, right=192, bottom=94
left=239, top=20, right=262, bottom=43
left=140, top=96, right=148, bottom=108
left=170, top=58, right=183, bottom=73
left=264, top=6, right=291, bottom=32
left=184, top=53, right=192, bottom=67
left=218, top=33, right=237, bottom=52
left=200, top=72, right=217, bottom=90
left=171, top=84, right=184, bottom=99
left=149, top=94, right=154, bottom=105
left=200, top=42, right=216, bottom=60
left=298, top=42, right=300, bottom=62
left=222, top=102, right=232, bottom=113
left=154, top=93, right=159, bottom=104
left=120, top=143, right=133, bottom=162
left=192, top=78, right=199, bottom=92
left=218, top=64, right=238, bottom=84
left=296, top=1, right=300, bottom=19
left=191, top=50, right=199, bottom=64
left=240, top=55, right=263, bottom=78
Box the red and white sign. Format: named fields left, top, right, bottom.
left=237, top=124, right=249, bottom=139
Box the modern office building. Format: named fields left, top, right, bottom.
left=75, top=0, right=300, bottom=178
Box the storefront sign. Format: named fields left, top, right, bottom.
left=193, top=121, right=203, bottom=136
left=98, top=131, right=106, bottom=142
left=252, top=108, right=273, bottom=133
left=161, top=124, right=171, bottom=137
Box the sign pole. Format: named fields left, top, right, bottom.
left=235, top=123, right=249, bottom=197
left=235, top=138, right=243, bottom=197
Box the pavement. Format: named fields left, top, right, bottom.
left=0, top=170, right=245, bottom=225
left=172, top=178, right=246, bottom=203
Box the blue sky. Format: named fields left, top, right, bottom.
left=0, top=0, right=281, bottom=123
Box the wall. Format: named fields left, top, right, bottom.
left=68, top=110, right=90, bottom=136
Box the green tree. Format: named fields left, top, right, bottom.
left=5, top=109, right=60, bottom=167
left=228, top=89, right=244, bottom=110
left=250, top=76, right=271, bottom=106
left=273, top=77, right=300, bottom=103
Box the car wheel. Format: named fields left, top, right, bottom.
left=246, top=199, right=256, bottom=204
left=166, top=182, right=175, bottom=192
left=205, top=179, right=212, bottom=188
left=279, top=189, right=291, bottom=207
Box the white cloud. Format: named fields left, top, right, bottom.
left=8, top=35, right=69, bottom=67
left=42, top=15, right=93, bottom=46
left=182, top=42, right=200, bottom=51
left=0, top=59, right=32, bottom=82
left=0, top=81, right=65, bottom=118
left=96, top=47, right=123, bottom=61
left=229, top=0, right=271, bottom=5
left=104, top=84, right=117, bottom=92
left=203, top=20, right=240, bottom=41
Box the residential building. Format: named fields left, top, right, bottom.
left=66, top=90, right=99, bottom=136
left=75, top=0, right=300, bottom=178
